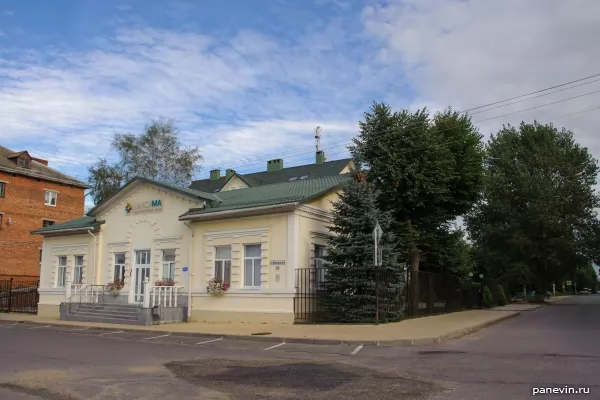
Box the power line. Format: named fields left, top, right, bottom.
left=199, top=95, right=600, bottom=175
left=200, top=74, right=600, bottom=172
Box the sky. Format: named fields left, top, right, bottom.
left=1, top=0, right=600, bottom=210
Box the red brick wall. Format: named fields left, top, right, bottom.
left=0, top=171, right=85, bottom=278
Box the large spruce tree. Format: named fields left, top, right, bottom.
left=323, top=170, right=405, bottom=323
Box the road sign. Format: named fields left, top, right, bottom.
left=566, top=280, right=572, bottom=286
left=182, top=266, right=189, bottom=272
left=373, top=221, right=383, bottom=267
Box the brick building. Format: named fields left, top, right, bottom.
left=0, top=146, right=89, bottom=278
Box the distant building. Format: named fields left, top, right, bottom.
left=0, top=146, right=89, bottom=279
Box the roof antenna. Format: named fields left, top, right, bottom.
left=315, top=126, right=322, bottom=153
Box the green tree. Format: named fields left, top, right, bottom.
left=466, top=122, right=600, bottom=294
left=419, top=227, right=475, bottom=280
left=88, top=118, right=203, bottom=204
left=574, top=265, right=598, bottom=293
left=323, top=170, right=404, bottom=323
left=350, top=103, right=485, bottom=311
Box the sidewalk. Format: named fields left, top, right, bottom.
left=0, top=301, right=555, bottom=346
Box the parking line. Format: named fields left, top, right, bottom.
left=262, top=342, right=286, bottom=351
left=351, top=345, right=364, bottom=355
left=196, top=337, right=223, bottom=345
left=143, top=333, right=171, bottom=340
left=101, top=330, right=123, bottom=336
left=0, top=322, right=20, bottom=327
left=60, top=327, right=89, bottom=332
left=26, top=325, right=50, bottom=330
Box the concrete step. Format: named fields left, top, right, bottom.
left=61, top=314, right=148, bottom=326
left=73, top=308, right=139, bottom=317
left=78, top=304, right=140, bottom=312
left=71, top=311, right=139, bottom=321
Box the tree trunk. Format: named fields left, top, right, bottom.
left=409, top=247, right=420, bottom=316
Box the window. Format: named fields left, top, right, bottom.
left=0, top=214, right=2, bottom=230
left=45, top=190, right=57, bottom=206
left=0, top=182, right=5, bottom=197
left=73, top=255, right=84, bottom=285
left=39, top=249, right=42, bottom=263
left=17, top=157, right=30, bottom=169
left=300, top=175, right=309, bottom=180
left=57, top=256, right=67, bottom=287
left=42, top=219, right=55, bottom=228
left=136, top=249, right=151, bottom=265
left=162, top=249, right=176, bottom=281
left=114, top=253, right=126, bottom=282
left=314, top=245, right=327, bottom=289
left=214, top=246, right=232, bottom=282
left=288, top=177, right=298, bottom=181
left=244, top=244, right=262, bottom=287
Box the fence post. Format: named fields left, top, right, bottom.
left=143, top=277, right=150, bottom=308
left=375, top=266, right=380, bottom=324
left=65, top=275, right=72, bottom=302
left=7, top=278, right=13, bottom=313
left=428, top=273, right=433, bottom=316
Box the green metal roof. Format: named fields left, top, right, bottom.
left=189, top=158, right=352, bottom=193
left=180, top=174, right=350, bottom=218
left=31, top=216, right=104, bottom=235
left=86, top=176, right=221, bottom=216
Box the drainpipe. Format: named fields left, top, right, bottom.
left=87, top=230, right=98, bottom=285
left=183, top=221, right=194, bottom=320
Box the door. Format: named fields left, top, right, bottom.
left=134, top=250, right=151, bottom=303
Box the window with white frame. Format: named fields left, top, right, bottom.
left=73, top=255, right=84, bottom=284
left=162, top=249, right=176, bottom=281
left=114, top=253, right=126, bottom=282
left=314, top=245, right=327, bottom=290
left=244, top=244, right=262, bottom=287
left=44, top=190, right=57, bottom=206
left=214, top=246, right=231, bottom=282
left=57, top=256, right=67, bottom=287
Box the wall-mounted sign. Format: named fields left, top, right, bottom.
left=270, top=260, right=285, bottom=266
left=125, top=199, right=163, bottom=214
left=182, top=266, right=189, bottom=272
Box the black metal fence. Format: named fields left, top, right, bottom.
left=0, top=279, right=39, bottom=314
left=293, top=267, right=507, bottom=323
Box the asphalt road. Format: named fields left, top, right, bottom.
left=0, top=295, right=598, bottom=400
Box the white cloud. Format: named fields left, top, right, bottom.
left=0, top=24, right=377, bottom=176
left=362, top=0, right=600, bottom=158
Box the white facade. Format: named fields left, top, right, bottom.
left=38, top=180, right=337, bottom=324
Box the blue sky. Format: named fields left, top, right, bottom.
left=1, top=0, right=599, bottom=203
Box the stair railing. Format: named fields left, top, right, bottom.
left=67, top=284, right=107, bottom=309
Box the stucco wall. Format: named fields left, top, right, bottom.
left=95, top=184, right=203, bottom=294
left=220, top=176, right=250, bottom=191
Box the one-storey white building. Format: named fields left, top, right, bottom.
left=33, top=154, right=352, bottom=325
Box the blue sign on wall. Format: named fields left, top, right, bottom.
left=182, top=266, right=189, bottom=272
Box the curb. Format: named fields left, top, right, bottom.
left=6, top=312, right=520, bottom=347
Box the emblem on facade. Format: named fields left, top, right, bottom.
left=125, top=203, right=133, bottom=214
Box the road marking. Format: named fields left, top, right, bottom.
left=26, top=325, right=50, bottom=329
left=262, top=342, right=286, bottom=351
left=351, top=345, right=364, bottom=355
left=60, top=327, right=90, bottom=332
left=196, top=337, right=223, bottom=345
left=143, top=333, right=171, bottom=340
left=101, top=330, right=123, bottom=336
left=0, top=322, right=20, bottom=327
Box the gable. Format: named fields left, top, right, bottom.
left=96, top=183, right=205, bottom=222
left=221, top=175, right=251, bottom=191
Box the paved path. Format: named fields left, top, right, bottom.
left=0, top=296, right=596, bottom=399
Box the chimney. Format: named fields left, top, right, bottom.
left=226, top=169, right=235, bottom=179
left=316, top=151, right=325, bottom=165
left=32, top=157, right=48, bottom=166
left=209, top=169, right=221, bottom=180
left=267, top=159, right=283, bottom=172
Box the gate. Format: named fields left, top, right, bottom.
left=0, top=279, right=39, bottom=313
left=293, top=267, right=326, bottom=323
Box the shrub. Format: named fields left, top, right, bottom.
left=155, top=279, right=175, bottom=286
left=482, top=286, right=493, bottom=308
left=105, top=279, right=124, bottom=297
left=497, top=285, right=507, bottom=306
left=206, top=278, right=230, bottom=296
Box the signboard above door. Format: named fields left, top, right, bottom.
left=125, top=199, right=163, bottom=214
